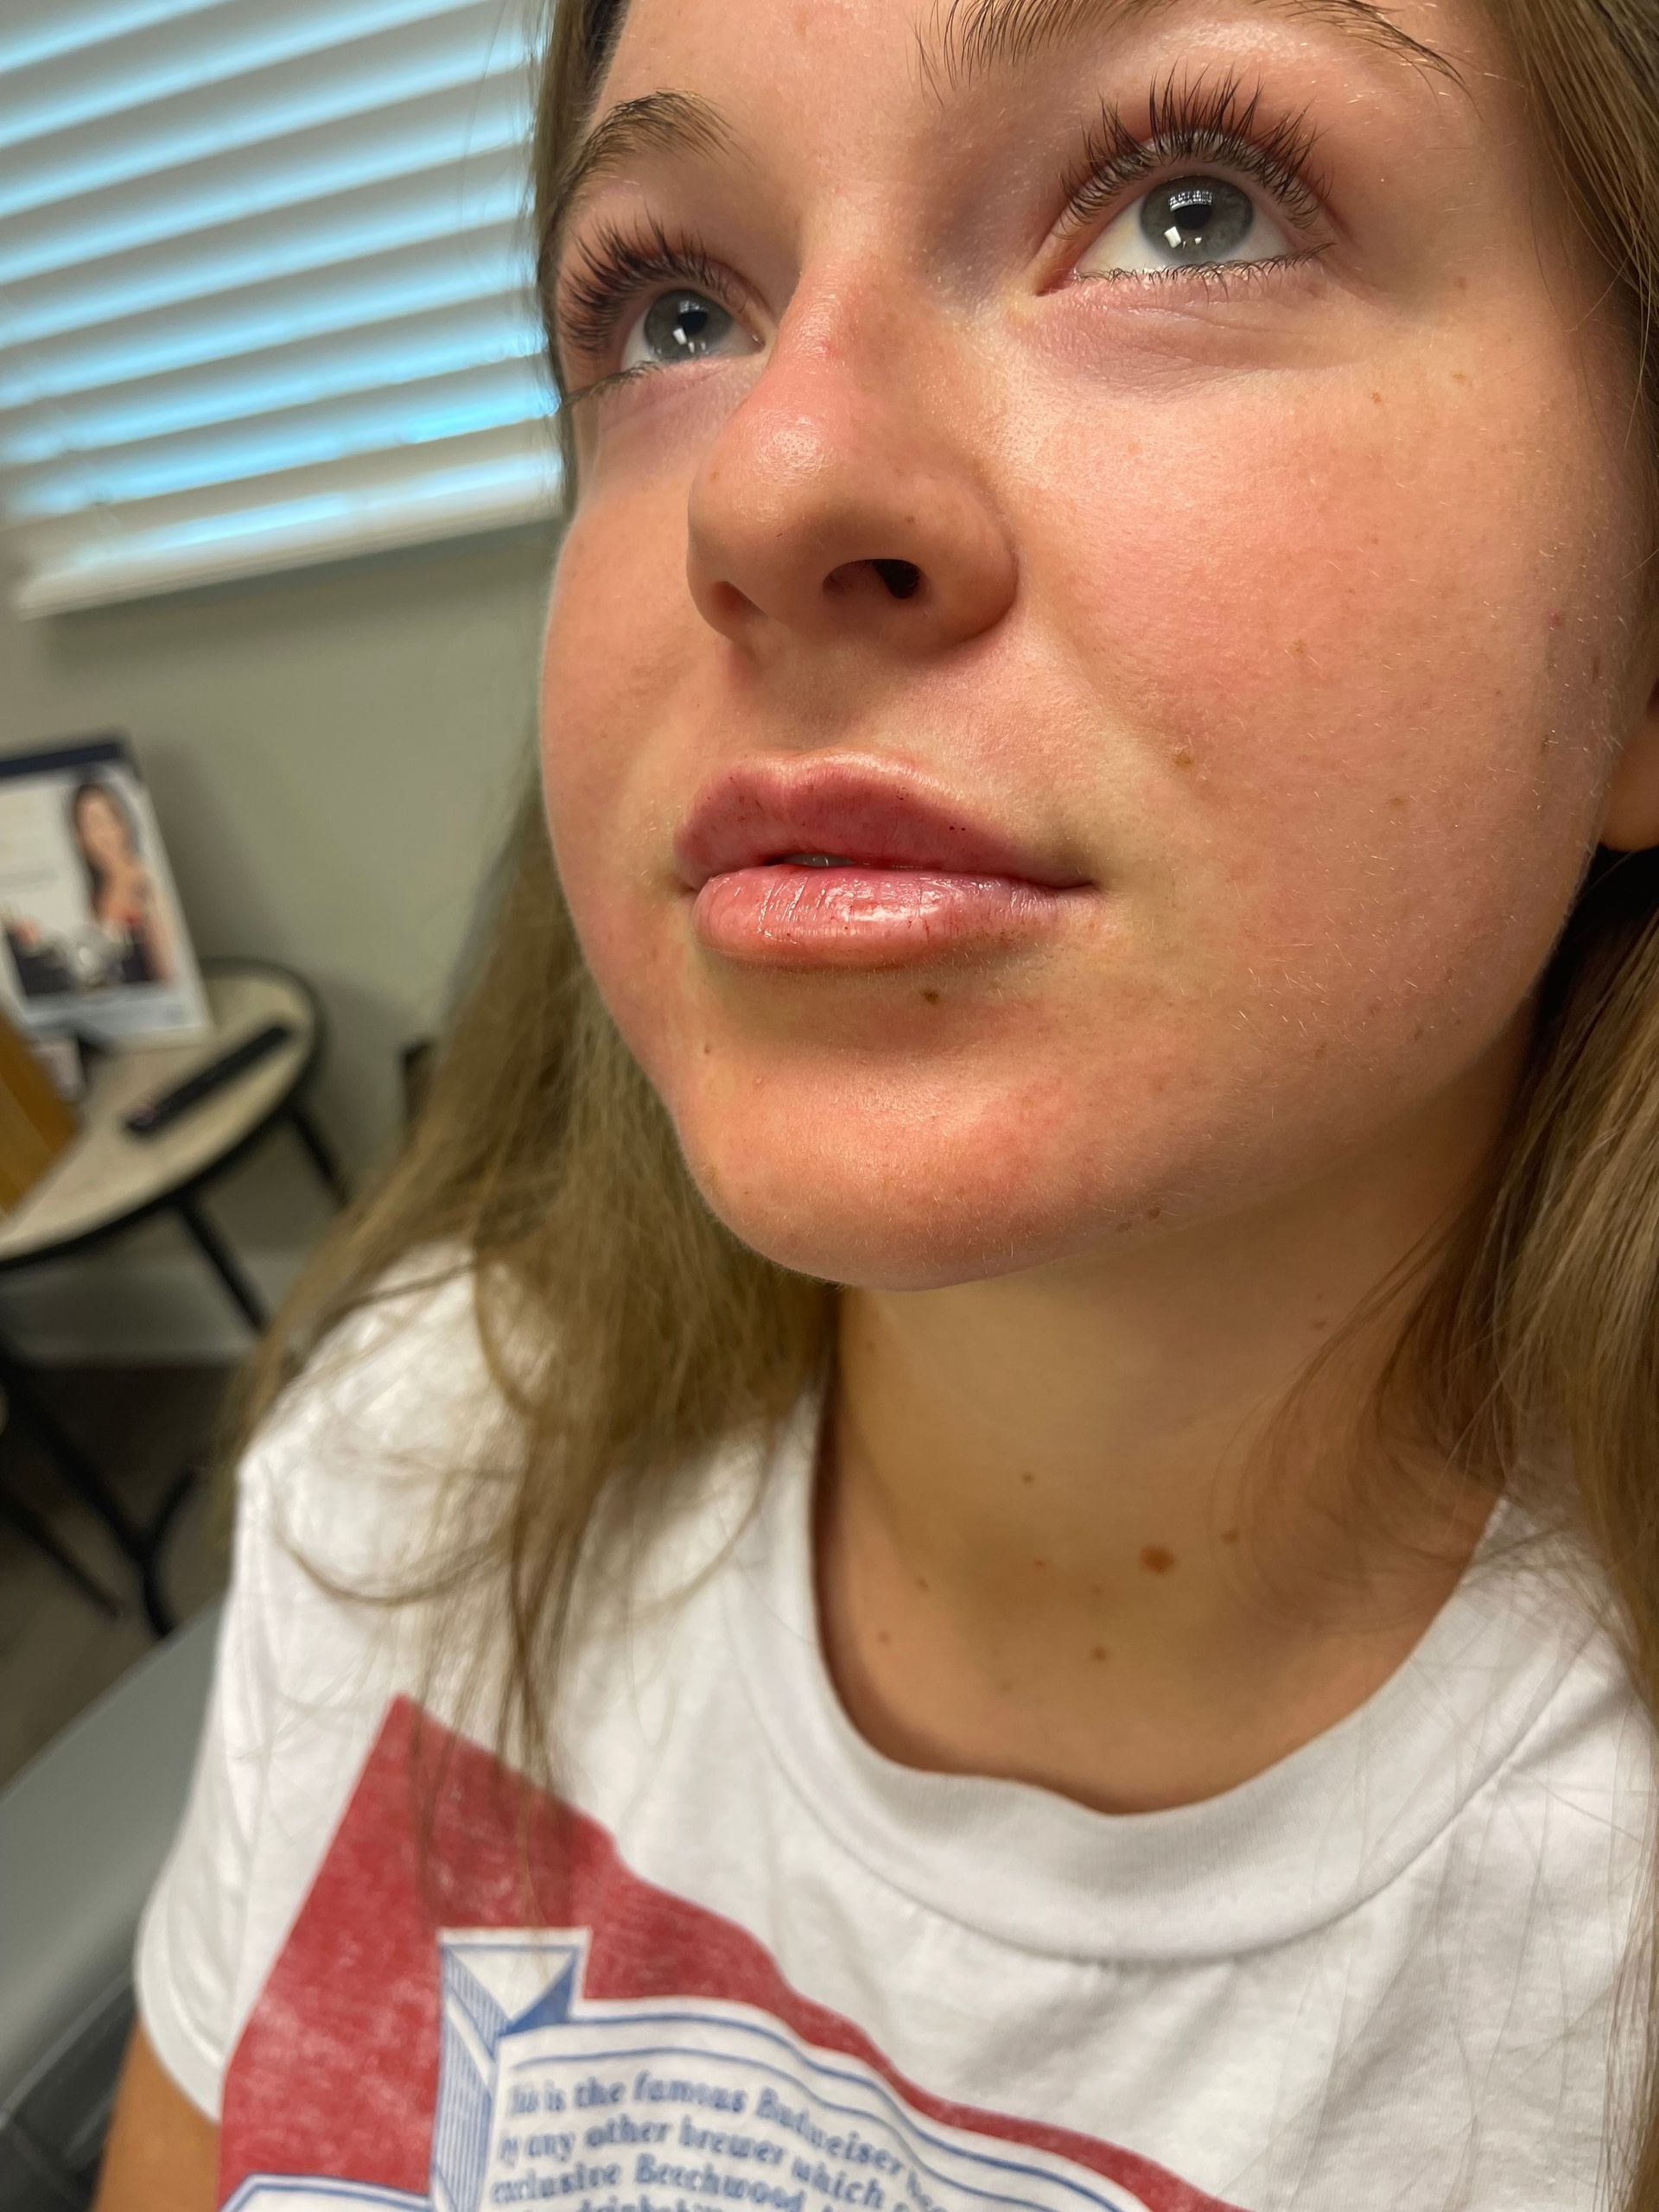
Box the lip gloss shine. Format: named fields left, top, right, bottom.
left=691, top=862, right=1090, bottom=969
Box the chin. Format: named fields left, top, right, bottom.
left=691, top=1179, right=1063, bottom=1292
left=664, top=1078, right=1123, bottom=1293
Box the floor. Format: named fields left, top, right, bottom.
left=0, top=1362, right=235, bottom=1789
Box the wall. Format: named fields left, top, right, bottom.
left=0, top=519, right=562, bottom=1362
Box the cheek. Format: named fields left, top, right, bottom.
left=539, top=507, right=661, bottom=839
left=1035, top=356, right=1620, bottom=1056
left=538, top=512, right=683, bottom=1014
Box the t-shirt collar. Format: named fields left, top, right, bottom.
left=720, top=1376, right=1603, bottom=1962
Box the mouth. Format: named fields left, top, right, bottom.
left=673, top=756, right=1093, bottom=893
left=673, top=756, right=1096, bottom=970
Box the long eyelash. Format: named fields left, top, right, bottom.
left=555, top=213, right=738, bottom=385
left=1057, top=63, right=1329, bottom=243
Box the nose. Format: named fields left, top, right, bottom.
left=685, top=319, right=1018, bottom=657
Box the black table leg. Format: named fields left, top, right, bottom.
left=287, top=1100, right=350, bottom=1208
left=138, top=1459, right=203, bottom=1643
left=0, top=1334, right=175, bottom=1633
left=175, top=1193, right=270, bottom=1333
left=0, top=1338, right=149, bottom=1559
left=0, top=1472, right=124, bottom=1618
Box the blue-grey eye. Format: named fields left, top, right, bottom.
left=624, top=290, right=741, bottom=372
left=1079, top=173, right=1287, bottom=281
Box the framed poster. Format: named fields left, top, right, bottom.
left=0, top=731, right=212, bottom=1050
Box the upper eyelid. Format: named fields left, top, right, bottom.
left=1051, top=77, right=1332, bottom=243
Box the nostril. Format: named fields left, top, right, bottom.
left=824, top=557, right=924, bottom=601
left=871, top=558, right=921, bottom=600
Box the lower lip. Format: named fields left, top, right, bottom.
left=690, top=865, right=1091, bottom=968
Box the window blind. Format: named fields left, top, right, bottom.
left=0, top=0, right=563, bottom=617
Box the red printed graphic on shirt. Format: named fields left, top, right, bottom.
left=219, top=1695, right=1243, bottom=2212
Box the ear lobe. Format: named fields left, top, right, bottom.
left=1595, top=662, right=1659, bottom=854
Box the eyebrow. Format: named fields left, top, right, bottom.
left=918, top=0, right=1461, bottom=100
left=541, top=0, right=1461, bottom=284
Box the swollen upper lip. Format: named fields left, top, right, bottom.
left=672, top=758, right=1091, bottom=893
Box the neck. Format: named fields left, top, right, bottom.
left=812, top=1049, right=1518, bottom=1816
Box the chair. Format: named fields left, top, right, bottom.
left=0, top=1601, right=221, bottom=2209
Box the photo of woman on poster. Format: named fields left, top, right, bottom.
left=69, top=774, right=175, bottom=988
left=0, top=730, right=208, bottom=1046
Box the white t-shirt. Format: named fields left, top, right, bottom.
left=137, top=1245, right=1658, bottom=2212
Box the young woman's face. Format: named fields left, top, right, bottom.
left=77, top=791, right=130, bottom=866
left=539, top=0, right=1656, bottom=1291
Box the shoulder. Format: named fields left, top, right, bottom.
left=1452, top=1522, right=1659, bottom=1967
left=266, top=1236, right=492, bottom=1441
left=244, top=1238, right=511, bottom=1591
left=233, top=1238, right=766, bottom=1686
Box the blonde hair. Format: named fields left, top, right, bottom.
left=207, top=0, right=1659, bottom=2196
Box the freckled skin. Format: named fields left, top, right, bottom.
left=539, top=0, right=1657, bottom=1305
left=1141, top=1546, right=1177, bottom=1575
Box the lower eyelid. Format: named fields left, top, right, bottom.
left=572, top=346, right=742, bottom=407
left=1061, top=246, right=1332, bottom=315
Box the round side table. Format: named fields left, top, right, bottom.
left=0, top=955, right=350, bottom=1633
